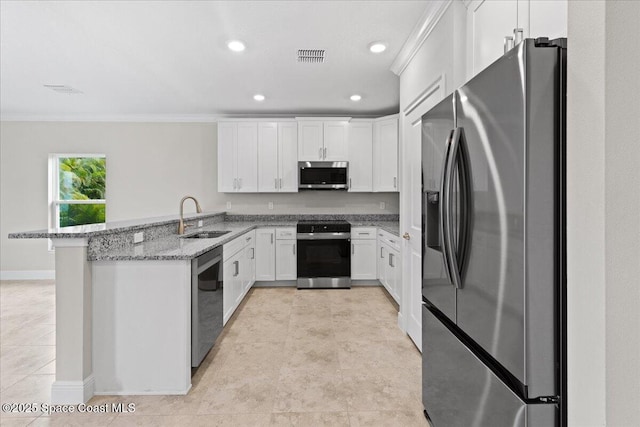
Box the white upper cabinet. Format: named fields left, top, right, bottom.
left=278, top=122, right=298, bottom=192
left=466, top=0, right=567, bottom=78
left=466, top=0, right=518, bottom=78
left=257, top=122, right=298, bottom=193
left=323, top=121, right=348, bottom=161
left=298, top=121, right=324, bottom=161
left=297, top=119, right=349, bottom=161
left=258, top=123, right=279, bottom=192
left=373, top=116, right=399, bottom=192
left=348, top=121, right=373, bottom=192
left=236, top=123, right=258, bottom=192
left=218, top=121, right=258, bottom=192
left=526, top=0, right=567, bottom=40
left=218, top=122, right=237, bottom=193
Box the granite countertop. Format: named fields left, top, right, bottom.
left=89, top=221, right=299, bottom=261
left=8, top=212, right=226, bottom=239
left=91, top=219, right=399, bottom=261
left=10, top=212, right=399, bottom=261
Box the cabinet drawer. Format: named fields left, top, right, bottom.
left=276, top=227, right=296, bottom=240
left=223, top=230, right=254, bottom=261
left=352, top=227, right=376, bottom=240
left=378, top=230, right=401, bottom=251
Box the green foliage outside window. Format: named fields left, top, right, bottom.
left=58, top=157, right=106, bottom=227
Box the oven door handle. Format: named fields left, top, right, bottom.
left=296, top=232, right=351, bottom=240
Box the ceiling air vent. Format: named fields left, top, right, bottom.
left=297, top=49, right=325, bottom=64
left=43, top=84, right=83, bottom=94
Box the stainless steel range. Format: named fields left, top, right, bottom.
left=296, top=220, right=351, bottom=289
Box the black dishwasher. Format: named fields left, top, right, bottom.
left=191, top=246, right=223, bottom=368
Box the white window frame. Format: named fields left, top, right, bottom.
left=48, top=153, right=106, bottom=248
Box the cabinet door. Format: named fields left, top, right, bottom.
left=466, top=0, right=518, bottom=77
left=276, top=240, right=297, bottom=280
left=323, top=121, right=348, bottom=161
left=348, top=122, right=373, bottom=192
left=236, top=122, right=258, bottom=192
left=527, top=0, right=567, bottom=39
left=373, top=118, right=399, bottom=192
left=278, top=122, right=299, bottom=192
left=351, top=239, right=377, bottom=280
left=258, top=123, right=279, bottom=192
left=386, top=249, right=401, bottom=304
left=223, top=256, right=240, bottom=324
left=218, top=122, right=237, bottom=192
left=255, top=228, right=275, bottom=281
left=298, top=121, right=324, bottom=161
left=377, top=236, right=387, bottom=286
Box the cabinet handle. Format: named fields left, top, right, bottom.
left=279, top=178, right=282, bottom=189
left=246, top=236, right=251, bottom=242
left=271, top=234, right=274, bottom=244
left=238, top=178, right=242, bottom=189
left=380, top=247, right=384, bottom=258
left=293, top=244, right=296, bottom=255
left=351, top=243, right=354, bottom=255
left=250, top=248, right=255, bottom=259
left=393, top=177, right=397, bottom=188
left=513, top=28, right=524, bottom=45
left=349, top=178, right=352, bottom=189
left=389, top=253, right=394, bottom=268
left=275, top=178, right=278, bottom=189
left=504, top=36, right=514, bottom=53
left=323, top=147, right=327, bottom=159
left=233, top=178, right=237, bottom=190
left=234, top=260, right=239, bottom=277
left=319, top=147, right=323, bottom=159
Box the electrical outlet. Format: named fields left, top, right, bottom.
left=134, top=232, right=144, bottom=244
left=226, top=202, right=232, bottom=210
left=197, top=220, right=203, bottom=227
left=380, top=202, right=386, bottom=210
left=268, top=202, right=274, bottom=210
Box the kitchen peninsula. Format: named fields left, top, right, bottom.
left=9, top=212, right=399, bottom=404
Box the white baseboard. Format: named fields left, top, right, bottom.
left=0, top=270, right=55, bottom=280
left=351, top=280, right=383, bottom=287
left=253, top=280, right=297, bottom=287
left=51, top=374, right=95, bottom=404
left=93, top=386, right=190, bottom=396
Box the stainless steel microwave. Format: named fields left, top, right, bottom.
left=298, top=161, right=349, bottom=190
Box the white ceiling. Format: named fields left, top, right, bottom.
left=0, top=1, right=429, bottom=119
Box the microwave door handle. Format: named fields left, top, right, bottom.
left=319, top=147, right=323, bottom=159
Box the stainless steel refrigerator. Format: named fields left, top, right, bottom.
left=421, top=38, right=567, bottom=426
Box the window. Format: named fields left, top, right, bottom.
left=49, top=154, right=106, bottom=229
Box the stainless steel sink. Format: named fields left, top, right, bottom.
left=182, top=231, right=231, bottom=239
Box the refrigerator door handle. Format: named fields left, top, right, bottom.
left=442, top=127, right=473, bottom=290
left=440, top=129, right=456, bottom=286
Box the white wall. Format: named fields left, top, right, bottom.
left=0, top=121, right=398, bottom=273
left=603, top=2, right=640, bottom=425
left=568, top=1, right=640, bottom=425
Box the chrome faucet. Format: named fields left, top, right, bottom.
left=178, top=195, right=202, bottom=234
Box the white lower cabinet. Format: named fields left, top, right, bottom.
left=377, top=230, right=401, bottom=304
left=276, top=229, right=297, bottom=280
left=223, top=231, right=255, bottom=324
left=351, top=227, right=377, bottom=280
left=255, top=228, right=276, bottom=280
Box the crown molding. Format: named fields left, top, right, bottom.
left=390, top=0, right=453, bottom=76
left=0, top=114, right=221, bottom=123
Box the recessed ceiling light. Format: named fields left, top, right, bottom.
left=254, top=94, right=265, bottom=101
left=369, top=42, right=387, bottom=53
left=227, top=40, right=246, bottom=52
left=350, top=94, right=362, bottom=102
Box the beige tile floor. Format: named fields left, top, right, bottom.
left=1, top=281, right=426, bottom=426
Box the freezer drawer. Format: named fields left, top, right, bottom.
left=422, top=305, right=557, bottom=427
